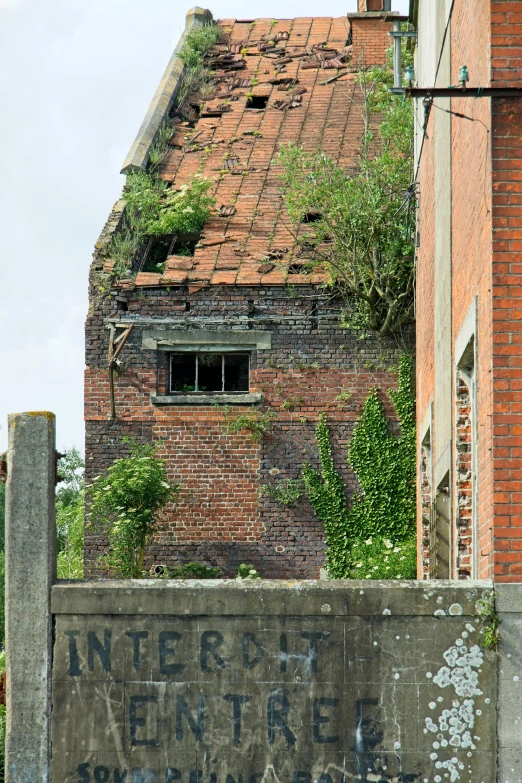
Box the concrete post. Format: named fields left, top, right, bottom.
left=5, top=412, right=56, bottom=783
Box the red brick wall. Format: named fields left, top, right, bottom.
left=85, top=287, right=407, bottom=578
left=416, top=0, right=522, bottom=580
left=351, top=17, right=393, bottom=67
left=451, top=0, right=493, bottom=580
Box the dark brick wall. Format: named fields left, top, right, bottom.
left=85, top=285, right=406, bottom=578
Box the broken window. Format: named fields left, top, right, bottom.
left=141, top=234, right=200, bottom=272
left=169, top=353, right=250, bottom=394
left=246, top=95, right=269, bottom=110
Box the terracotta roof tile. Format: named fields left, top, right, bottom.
left=127, top=13, right=389, bottom=289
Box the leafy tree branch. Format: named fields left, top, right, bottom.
left=279, top=47, right=415, bottom=337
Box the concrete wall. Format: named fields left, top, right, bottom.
left=496, top=584, right=522, bottom=783
left=49, top=580, right=496, bottom=783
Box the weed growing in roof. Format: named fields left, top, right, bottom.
left=178, top=24, right=220, bottom=69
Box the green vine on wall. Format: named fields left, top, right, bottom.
left=303, top=354, right=416, bottom=579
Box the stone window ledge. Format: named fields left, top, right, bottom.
left=151, top=393, right=262, bottom=405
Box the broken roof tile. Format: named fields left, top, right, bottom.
left=124, top=13, right=388, bottom=290
left=135, top=272, right=162, bottom=286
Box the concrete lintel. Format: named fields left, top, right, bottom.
left=142, top=328, right=272, bottom=350
left=51, top=579, right=493, bottom=618
left=121, top=7, right=213, bottom=174
left=6, top=412, right=56, bottom=783
left=151, top=393, right=262, bottom=405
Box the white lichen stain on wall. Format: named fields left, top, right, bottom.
left=422, top=621, right=487, bottom=783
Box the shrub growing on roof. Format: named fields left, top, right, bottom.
left=279, top=45, right=415, bottom=337
left=148, top=176, right=215, bottom=236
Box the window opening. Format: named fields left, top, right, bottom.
left=142, top=236, right=175, bottom=272
left=246, top=95, right=269, bottom=110
left=141, top=233, right=200, bottom=273
left=288, top=263, right=308, bottom=274
left=170, top=353, right=250, bottom=394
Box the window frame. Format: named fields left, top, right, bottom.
left=168, top=351, right=251, bottom=395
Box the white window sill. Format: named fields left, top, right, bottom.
left=151, top=393, right=262, bottom=405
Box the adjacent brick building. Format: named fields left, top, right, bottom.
left=413, top=0, right=522, bottom=580
left=85, top=2, right=406, bottom=578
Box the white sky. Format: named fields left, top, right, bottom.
left=0, top=0, right=409, bottom=454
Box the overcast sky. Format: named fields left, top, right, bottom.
left=0, top=0, right=409, bottom=454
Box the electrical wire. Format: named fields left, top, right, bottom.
left=412, top=0, right=456, bottom=185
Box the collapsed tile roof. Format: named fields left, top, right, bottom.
left=113, top=13, right=393, bottom=291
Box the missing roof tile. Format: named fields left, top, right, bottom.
left=288, top=263, right=308, bottom=274
left=302, top=212, right=322, bottom=224
left=246, top=95, right=269, bottom=110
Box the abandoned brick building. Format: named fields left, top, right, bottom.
left=413, top=0, right=522, bottom=581
left=85, top=1, right=406, bottom=578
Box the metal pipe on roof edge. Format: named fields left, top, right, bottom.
left=120, top=7, right=213, bottom=175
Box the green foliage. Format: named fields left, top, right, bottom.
left=87, top=439, right=179, bottom=578
left=148, top=176, right=215, bottom=236
left=334, top=389, right=352, bottom=407
left=220, top=406, right=276, bottom=443
left=303, top=354, right=416, bottom=578
left=178, top=24, right=220, bottom=69
left=162, top=562, right=221, bottom=579
left=260, top=479, right=305, bottom=507
left=0, top=483, right=4, bottom=551
left=56, top=448, right=85, bottom=579
left=281, top=396, right=304, bottom=411
left=237, top=563, right=261, bottom=580
left=278, top=46, right=415, bottom=336
left=57, top=493, right=84, bottom=579
left=0, top=553, right=4, bottom=646
left=0, top=703, right=5, bottom=783
left=348, top=536, right=417, bottom=580
left=477, top=592, right=501, bottom=650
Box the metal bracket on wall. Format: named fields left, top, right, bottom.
left=107, top=324, right=134, bottom=420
